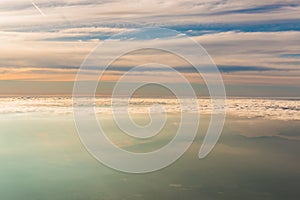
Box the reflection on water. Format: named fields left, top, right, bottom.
left=0, top=98, right=299, bottom=199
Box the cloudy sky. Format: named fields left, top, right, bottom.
left=0, top=0, right=299, bottom=96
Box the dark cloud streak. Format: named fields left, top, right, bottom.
left=1, top=65, right=285, bottom=74
left=214, top=3, right=299, bottom=15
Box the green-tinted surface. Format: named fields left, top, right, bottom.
left=0, top=115, right=299, bottom=200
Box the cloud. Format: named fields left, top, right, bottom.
left=217, top=65, right=281, bottom=73
left=1, top=97, right=299, bottom=121
left=0, top=30, right=299, bottom=86
left=52, top=65, right=286, bottom=73
left=1, top=0, right=300, bottom=31
left=279, top=53, right=300, bottom=58
left=0, top=0, right=299, bottom=92
left=214, top=3, right=299, bottom=15
left=170, top=19, right=300, bottom=35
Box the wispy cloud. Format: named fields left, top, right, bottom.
left=213, top=3, right=299, bottom=15
left=1, top=0, right=300, bottom=30
left=0, top=0, right=299, bottom=95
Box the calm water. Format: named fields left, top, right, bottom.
left=0, top=98, right=299, bottom=200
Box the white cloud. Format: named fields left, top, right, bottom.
left=1, top=97, right=299, bottom=121
left=0, top=0, right=299, bottom=29
left=0, top=0, right=299, bottom=87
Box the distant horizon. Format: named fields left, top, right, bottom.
left=1, top=95, right=300, bottom=100
left=1, top=80, right=299, bottom=97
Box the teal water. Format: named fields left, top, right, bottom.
left=0, top=113, right=300, bottom=200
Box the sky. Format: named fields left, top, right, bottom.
left=0, top=0, right=300, bottom=96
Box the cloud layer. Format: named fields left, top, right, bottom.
left=0, top=0, right=299, bottom=95
left=1, top=97, right=299, bottom=121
